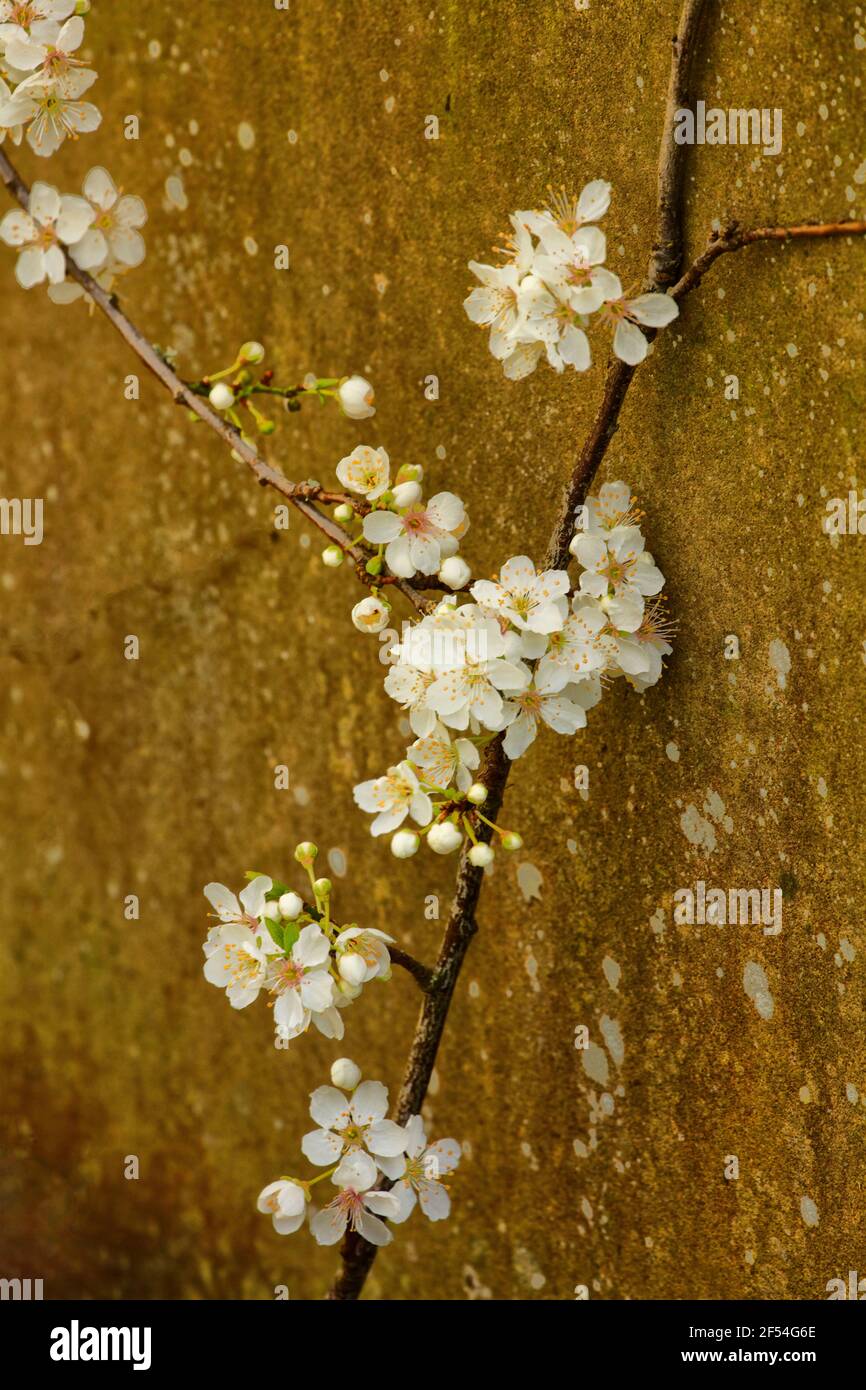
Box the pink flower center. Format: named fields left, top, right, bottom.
left=269, top=958, right=304, bottom=994
left=402, top=507, right=432, bottom=536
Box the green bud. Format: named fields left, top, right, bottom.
left=322, top=545, right=345, bottom=568
left=313, top=877, right=332, bottom=897
left=257, top=418, right=277, bottom=435
left=239, top=340, right=265, bottom=365
left=334, top=503, right=354, bottom=524
left=365, top=555, right=383, bottom=575
left=502, top=832, right=523, bottom=851
left=467, top=783, right=488, bottom=805
left=294, top=841, right=318, bottom=865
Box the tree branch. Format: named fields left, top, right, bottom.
left=669, top=219, right=866, bottom=301
left=388, top=946, right=435, bottom=994
left=326, top=0, right=713, bottom=1302
left=0, top=145, right=432, bottom=618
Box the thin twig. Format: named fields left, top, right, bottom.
left=387, top=946, right=434, bottom=994
left=669, top=219, right=866, bottom=301
left=0, top=145, right=433, bottom=618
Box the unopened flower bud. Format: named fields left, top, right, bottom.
left=352, top=595, right=390, bottom=634
left=278, top=891, right=304, bottom=920
left=365, top=555, right=384, bottom=575
left=314, top=877, right=332, bottom=897
left=337, top=374, right=376, bottom=419
left=391, top=480, right=422, bottom=508
left=294, top=841, right=318, bottom=865
left=395, top=463, right=423, bottom=485
left=568, top=533, right=582, bottom=560
left=330, top=1057, right=362, bottom=1091
left=427, top=821, right=463, bottom=855
left=263, top=900, right=282, bottom=921
left=334, top=503, right=354, bottom=524
left=338, top=953, right=368, bottom=987
left=469, top=843, right=495, bottom=867
left=209, top=382, right=235, bottom=411
left=391, top=829, right=420, bottom=859
left=322, top=545, right=344, bottom=567
left=502, top=831, right=523, bottom=851
left=438, top=556, right=472, bottom=590
left=240, top=340, right=265, bottom=364
left=467, top=782, right=488, bottom=805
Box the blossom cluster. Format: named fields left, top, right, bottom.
left=350, top=481, right=672, bottom=860
left=464, top=182, right=679, bottom=377
left=0, top=6, right=148, bottom=297
left=0, top=166, right=146, bottom=293
left=199, top=345, right=377, bottom=442
left=257, top=1059, right=461, bottom=1247
left=0, top=2, right=100, bottom=157
left=327, top=446, right=471, bottom=588
left=202, top=844, right=393, bottom=1047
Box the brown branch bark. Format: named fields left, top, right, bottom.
left=669, top=219, right=866, bottom=301
left=0, top=145, right=432, bottom=618
left=387, top=946, right=434, bottom=994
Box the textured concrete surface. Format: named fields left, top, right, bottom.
left=0, top=0, right=864, bottom=1300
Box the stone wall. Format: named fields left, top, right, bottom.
left=0, top=0, right=864, bottom=1299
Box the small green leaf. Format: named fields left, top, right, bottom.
left=265, top=919, right=285, bottom=951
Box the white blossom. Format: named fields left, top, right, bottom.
left=0, top=68, right=100, bottom=157
left=353, top=759, right=433, bottom=836
left=202, top=875, right=278, bottom=1009
left=509, top=272, right=592, bottom=374
left=301, top=1078, right=407, bottom=1173
left=572, top=526, right=665, bottom=606
left=390, top=1115, right=461, bottom=1223
left=499, top=664, right=594, bottom=760
left=0, top=178, right=91, bottom=286
left=363, top=491, right=467, bottom=579
left=599, top=287, right=680, bottom=365
left=266, top=923, right=335, bottom=1040
left=536, top=596, right=612, bottom=692
left=471, top=555, right=569, bottom=634
left=333, top=925, right=393, bottom=984
left=463, top=214, right=534, bottom=342
left=408, top=722, right=480, bottom=793
left=309, top=1152, right=400, bottom=1247
left=336, top=444, right=390, bottom=500
left=4, top=14, right=91, bottom=86
left=68, top=165, right=147, bottom=270
left=257, top=1179, right=307, bottom=1235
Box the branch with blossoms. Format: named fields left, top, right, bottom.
left=3, top=0, right=866, bottom=1299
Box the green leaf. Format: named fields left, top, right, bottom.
left=265, top=919, right=285, bottom=952
left=265, top=880, right=291, bottom=901
left=282, top=922, right=301, bottom=954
